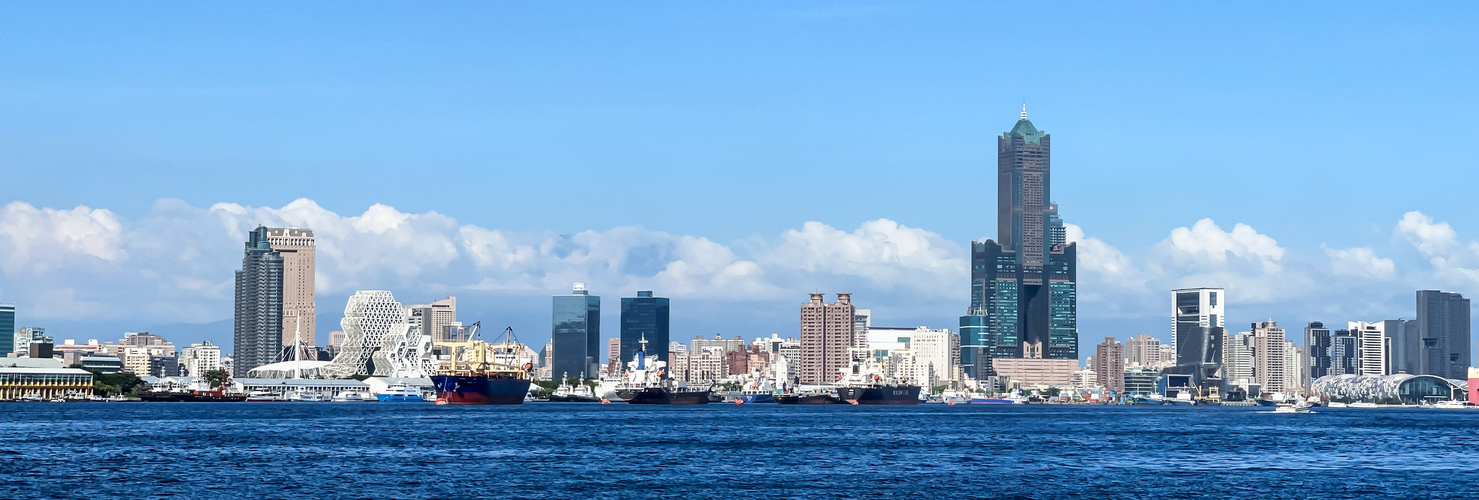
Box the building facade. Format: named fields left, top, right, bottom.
left=1224, top=331, right=1254, bottom=386
left=1251, top=321, right=1286, bottom=394
left=1171, top=288, right=1226, bottom=395
left=552, top=283, right=601, bottom=379
left=1331, top=329, right=1360, bottom=376
left=0, top=303, right=13, bottom=357
left=265, top=227, right=316, bottom=361
left=233, top=226, right=284, bottom=377
left=963, top=108, right=1079, bottom=380
left=799, top=293, right=855, bottom=385
left=179, top=341, right=222, bottom=377
left=1350, top=321, right=1390, bottom=376
left=1305, top=322, right=1332, bottom=381
left=1094, top=337, right=1125, bottom=393
left=1417, top=290, right=1470, bottom=379
left=323, top=290, right=408, bottom=378
left=620, top=290, right=669, bottom=371
left=1124, top=334, right=1165, bottom=368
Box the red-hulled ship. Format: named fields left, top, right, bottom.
left=432, top=325, right=533, bottom=405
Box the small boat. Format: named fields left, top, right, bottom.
left=245, top=391, right=285, bottom=402
left=1349, top=402, right=1378, bottom=408
left=1326, top=402, right=1348, bottom=408
left=288, top=391, right=327, bottom=402
left=1274, top=402, right=1311, bottom=414
left=548, top=374, right=601, bottom=403
left=376, top=384, right=425, bottom=402
left=18, top=393, right=44, bottom=403
left=332, top=392, right=369, bottom=402
left=47, top=398, right=65, bottom=403
left=1433, top=400, right=1470, bottom=409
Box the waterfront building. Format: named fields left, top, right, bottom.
left=606, top=337, right=621, bottom=375
left=799, top=293, right=855, bottom=385
left=1383, top=319, right=1418, bottom=375
left=964, top=108, right=1078, bottom=371
left=1124, top=334, right=1164, bottom=368
left=323, top=290, right=407, bottom=378
left=1416, top=290, right=1471, bottom=379
left=1223, top=332, right=1253, bottom=388
left=1252, top=321, right=1286, bottom=394
left=179, top=341, right=222, bottom=377
left=1312, top=373, right=1464, bottom=404
left=11, top=327, right=50, bottom=357
left=1094, top=337, right=1125, bottom=393
left=407, top=296, right=457, bottom=344
left=552, top=283, right=601, bottom=379
left=1283, top=340, right=1306, bottom=395
left=1123, top=367, right=1162, bottom=396
left=1350, top=321, right=1390, bottom=376
left=992, top=358, right=1076, bottom=388
left=265, top=227, right=316, bottom=362
left=1331, top=329, right=1359, bottom=376
left=1070, top=369, right=1097, bottom=389
left=234, top=226, right=284, bottom=377
left=1170, top=288, right=1226, bottom=395
left=0, top=357, right=94, bottom=400
left=620, top=290, right=669, bottom=371
left=0, top=303, right=14, bottom=357
left=1305, top=322, right=1332, bottom=380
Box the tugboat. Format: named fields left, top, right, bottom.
left=615, top=335, right=711, bottom=404
left=834, top=348, right=920, bottom=405
left=432, top=324, right=534, bottom=405
left=548, top=373, right=601, bottom=403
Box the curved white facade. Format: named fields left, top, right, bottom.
left=324, top=291, right=406, bottom=378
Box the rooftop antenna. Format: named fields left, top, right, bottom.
left=1021, top=102, right=1028, bottom=119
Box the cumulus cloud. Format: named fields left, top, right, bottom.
left=1392, top=211, right=1479, bottom=287
left=760, top=219, right=965, bottom=295
left=0, top=202, right=127, bottom=274
left=1064, top=223, right=1142, bottom=288
left=1323, top=245, right=1396, bottom=280
left=1395, top=211, right=1458, bottom=257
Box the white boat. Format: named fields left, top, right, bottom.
left=1274, top=402, right=1311, bottom=413
left=1434, top=400, right=1470, bottom=409
left=1326, top=402, right=1348, bottom=408
left=286, top=391, right=327, bottom=402
left=18, top=393, right=44, bottom=403
left=332, top=392, right=369, bottom=402
left=245, top=390, right=285, bottom=402
left=376, top=384, right=425, bottom=402
left=47, top=398, right=65, bottom=403
left=1349, top=402, right=1379, bottom=408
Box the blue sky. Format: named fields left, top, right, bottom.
left=3, top=3, right=1478, bottom=362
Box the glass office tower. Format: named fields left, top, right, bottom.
left=552, top=283, right=601, bottom=379
left=620, top=290, right=669, bottom=370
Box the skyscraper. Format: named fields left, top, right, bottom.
left=799, top=293, right=855, bottom=385
left=0, top=303, right=14, bottom=357
left=233, top=226, right=284, bottom=377
left=1124, top=334, right=1163, bottom=368
left=552, top=283, right=600, bottom=379
left=1331, top=328, right=1359, bottom=376
left=265, top=227, right=315, bottom=361
left=620, top=290, right=669, bottom=370
left=1417, top=290, right=1471, bottom=379
left=1171, top=288, right=1226, bottom=395
left=1224, top=331, right=1254, bottom=386
left=1304, top=322, right=1332, bottom=380
left=1349, top=321, right=1389, bottom=376
left=1094, top=337, right=1125, bottom=393
left=1251, top=321, right=1286, bottom=394
left=963, top=107, right=1078, bottom=373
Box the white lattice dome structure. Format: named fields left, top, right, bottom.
left=324, top=291, right=406, bottom=378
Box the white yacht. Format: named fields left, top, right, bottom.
left=245, top=390, right=285, bottom=402
left=332, top=392, right=369, bottom=402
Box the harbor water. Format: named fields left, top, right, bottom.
left=3, top=403, right=1477, bottom=498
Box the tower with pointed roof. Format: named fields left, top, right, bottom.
left=960, top=107, right=1078, bottom=381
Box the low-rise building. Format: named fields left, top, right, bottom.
left=0, top=358, right=93, bottom=400
left=992, top=358, right=1076, bottom=388
left=1123, top=367, right=1162, bottom=396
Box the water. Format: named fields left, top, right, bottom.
left=3, top=403, right=1477, bottom=499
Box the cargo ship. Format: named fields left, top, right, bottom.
left=834, top=348, right=921, bottom=405
left=615, top=335, right=711, bottom=404
left=432, top=324, right=533, bottom=405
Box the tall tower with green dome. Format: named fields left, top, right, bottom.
left=961, top=106, right=1078, bottom=381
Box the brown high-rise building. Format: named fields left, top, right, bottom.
left=799, top=292, right=855, bottom=385
left=266, top=227, right=316, bottom=360
left=1094, top=337, right=1125, bottom=393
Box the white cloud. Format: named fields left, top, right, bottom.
left=1395, top=211, right=1457, bottom=257
left=1065, top=223, right=1142, bottom=288
left=0, top=201, right=126, bottom=274
left=760, top=219, right=965, bottom=296
left=1323, top=245, right=1396, bottom=280
left=1166, top=218, right=1283, bottom=273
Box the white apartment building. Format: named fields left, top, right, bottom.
left=179, top=341, right=222, bottom=377
left=1350, top=321, right=1390, bottom=376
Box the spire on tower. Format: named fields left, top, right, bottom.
left=1020, top=103, right=1028, bottom=119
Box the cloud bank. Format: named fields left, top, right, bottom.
left=0, top=200, right=1470, bottom=332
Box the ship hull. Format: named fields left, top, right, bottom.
left=617, top=387, right=711, bottom=404
left=433, top=375, right=530, bottom=405
left=547, top=394, right=601, bottom=403
left=776, top=394, right=843, bottom=404
left=739, top=394, right=778, bottom=404
left=837, top=386, right=921, bottom=405
left=140, top=392, right=246, bottom=402
left=970, top=398, right=1018, bottom=405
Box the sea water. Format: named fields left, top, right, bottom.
left=3, top=403, right=1476, bottom=498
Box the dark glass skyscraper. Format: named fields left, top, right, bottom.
left=620, top=290, right=669, bottom=369
left=1417, top=290, right=1470, bottom=379
left=0, top=303, right=15, bottom=357
left=234, top=226, right=284, bottom=377
left=552, top=283, right=600, bottom=379
left=962, top=107, right=1078, bottom=375
left=1305, top=321, right=1332, bottom=380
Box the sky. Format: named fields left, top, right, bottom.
left=3, top=3, right=1479, bottom=363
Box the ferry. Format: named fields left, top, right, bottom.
left=376, top=384, right=426, bottom=402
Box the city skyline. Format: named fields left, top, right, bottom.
left=4, top=5, right=1479, bottom=363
